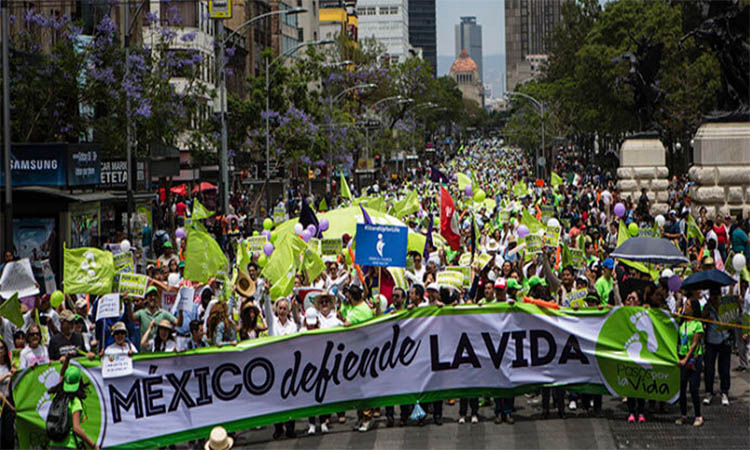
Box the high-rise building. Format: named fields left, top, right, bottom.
left=408, top=0, right=437, bottom=75
left=357, top=0, right=411, bottom=65
left=505, top=0, right=563, bottom=92
left=455, top=17, right=483, bottom=82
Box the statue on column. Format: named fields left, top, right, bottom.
left=681, top=0, right=749, bottom=122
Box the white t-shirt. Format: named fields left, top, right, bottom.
left=19, top=345, right=49, bottom=369
left=318, top=310, right=343, bottom=330
left=23, top=309, right=60, bottom=333
left=104, top=342, right=138, bottom=355
left=148, top=339, right=177, bottom=353
left=270, top=316, right=298, bottom=337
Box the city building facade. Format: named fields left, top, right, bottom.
left=357, top=0, right=410, bottom=65
left=505, top=0, right=562, bottom=92
left=450, top=49, right=483, bottom=107
left=455, top=16, right=482, bottom=83
left=408, top=0, right=437, bottom=75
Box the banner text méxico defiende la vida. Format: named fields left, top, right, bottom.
left=13, top=304, right=680, bottom=448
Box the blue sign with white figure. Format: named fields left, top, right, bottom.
left=355, top=223, right=408, bottom=268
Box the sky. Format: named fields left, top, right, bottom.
left=436, top=0, right=505, bottom=57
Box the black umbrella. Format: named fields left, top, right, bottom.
left=681, top=269, right=736, bottom=291
left=610, top=237, right=689, bottom=266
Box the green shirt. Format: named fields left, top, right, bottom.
left=135, top=308, right=176, bottom=341
left=49, top=396, right=84, bottom=448
left=679, top=320, right=704, bottom=357
left=594, top=276, right=613, bottom=305
left=346, top=302, right=373, bottom=325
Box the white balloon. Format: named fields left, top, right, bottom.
left=167, top=273, right=181, bottom=287
left=120, top=239, right=131, bottom=253
left=293, top=223, right=304, bottom=235
left=732, top=253, right=747, bottom=273
left=655, top=215, right=665, bottom=227
left=547, top=218, right=560, bottom=228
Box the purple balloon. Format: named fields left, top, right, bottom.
left=307, top=224, right=317, bottom=236
left=175, top=228, right=186, bottom=239
left=614, top=202, right=626, bottom=218
left=319, top=218, right=329, bottom=232
left=517, top=224, right=530, bottom=238
left=301, top=230, right=311, bottom=242
left=668, top=275, right=682, bottom=292
left=263, top=242, right=274, bottom=257
left=464, top=184, right=473, bottom=197
left=261, top=230, right=271, bottom=240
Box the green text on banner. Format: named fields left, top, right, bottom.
left=118, top=273, right=148, bottom=298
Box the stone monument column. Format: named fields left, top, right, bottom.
left=688, top=122, right=750, bottom=217
left=616, top=134, right=669, bottom=215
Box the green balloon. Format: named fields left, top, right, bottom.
left=263, top=218, right=274, bottom=230
left=252, top=230, right=260, bottom=236
left=50, top=290, right=64, bottom=308
left=270, top=231, right=278, bottom=243
left=628, top=222, right=639, bottom=236
left=258, top=254, right=267, bottom=267
left=473, top=190, right=486, bottom=203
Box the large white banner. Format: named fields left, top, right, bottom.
left=14, top=305, right=679, bottom=448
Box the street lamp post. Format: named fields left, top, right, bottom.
left=264, top=39, right=334, bottom=215
left=506, top=91, right=545, bottom=179
left=215, top=8, right=307, bottom=215
left=326, top=83, right=376, bottom=192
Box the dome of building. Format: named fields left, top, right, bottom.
left=450, top=49, right=478, bottom=73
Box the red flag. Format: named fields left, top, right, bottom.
left=440, top=186, right=461, bottom=251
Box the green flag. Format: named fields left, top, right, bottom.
left=340, top=173, right=352, bottom=200
left=521, top=209, right=544, bottom=234
left=63, top=246, right=115, bottom=295
left=617, top=220, right=630, bottom=247
left=457, top=173, right=471, bottom=191
left=513, top=181, right=528, bottom=198
left=367, top=196, right=386, bottom=213
left=391, top=190, right=419, bottom=219
left=0, top=293, right=24, bottom=328
left=300, top=246, right=326, bottom=282
left=192, top=199, right=213, bottom=221
left=236, top=239, right=252, bottom=274
left=184, top=223, right=228, bottom=283
left=551, top=172, right=562, bottom=187
left=318, top=197, right=328, bottom=212
left=262, top=234, right=307, bottom=299
left=561, top=244, right=572, bottom=269
left=687, top=214, right=704, bottom=245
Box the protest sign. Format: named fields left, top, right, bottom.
left=446, top=266, right=471, bottom=287
left=96, top=294, right=121, bottom=320
left=569, top=248, right=584, bottom=267
left=436, top=271, right=463, bottom=290
left=13, top=305, right=679, bottom=449
left=176, top=286, right=195, bottom=312
left=498, top=210, right=510, bottom=224
left=118, top=273, right=148, bottom=298
left=102, top=353, right=134, bottom=379
left=540, top=205, right=554, bottom=223
left=113, top=252, right=133, bottom=273
left=273, top=206, right=286, bottom=225
left=354, top=224, right=408, bottom=267
left=717, top=296, right=739, bottom=331
left=472, top=253, right=492, bottom=270
left=0, top=259, right=39, bottom=299
left=544, top=225, right=561, bottom=248
left=638, top=227, right=654, bottom=238
left=321, top=238, right=342, bottom=256
left=525, top=235, right=543, bottom=255
left=563, top=289, right=589, bottom=308
left=308, top=238, right=321, bottom=254
left=247, top=237, right=267, bottom=253
left=162, top=291, right=178, bottom=311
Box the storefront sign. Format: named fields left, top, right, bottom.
left=1, top=144, right=101, bottom=187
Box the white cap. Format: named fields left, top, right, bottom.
left=660, top=269, right=674, bottom=279
left=426, top=282, right=440, bottom=292
left=304, top=307, right=318, bottom=326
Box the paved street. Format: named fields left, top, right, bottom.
left=224, top=368, right=750, bottom=449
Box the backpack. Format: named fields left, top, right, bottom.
left=45, top=392, right=72, bottom=442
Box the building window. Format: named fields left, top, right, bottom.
left=358, top=7, right=375, bottom=16
left=282, top=2, right=298, bottom=27
left=379, top=6, right=398, bottom=15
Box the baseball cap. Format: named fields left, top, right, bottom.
left=111, top=321, right=127, bottom=333
left=506, top=278, right=522, bottom=290
left=163, top=241, right=173, bottom=248
left=145, top=286, right=159, bottom=297
left=60, top=309, right=76, bottom=322
left=527, top=276, right=548, bottom=289
left=63, top=366, right=82, bottom=393
left=494, top=277, right=507, bottom=289
left=602, top=258, right=615, bottom=269
left=660, top=269, right=674, bottom=279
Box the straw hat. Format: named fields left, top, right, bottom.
left=204, top=426, right=233, bottom=450
left=234, top=271, right=256, bottom=298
